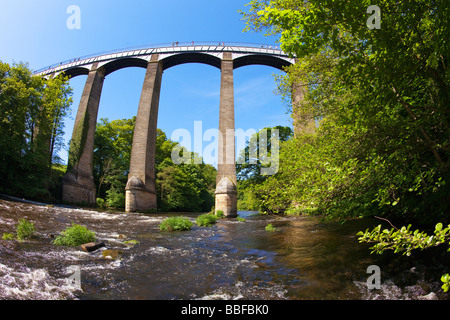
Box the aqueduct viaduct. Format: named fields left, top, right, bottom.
left=36, top=42, right=304, bottom=217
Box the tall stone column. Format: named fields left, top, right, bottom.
left=63, top=63, right=105, bottom=205
left=125, top=56, right=163, bottom=212
left=215, top=52, right=237, bottom=217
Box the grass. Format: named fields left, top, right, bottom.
left=1, top=219, right=36, bottom=241
left=2, top=233, right=15, bottom=241
left=52, top=223, right=96, bottom=246
left=159, top=216, right=193, bottom=231
left=237, top=216, right=246, bottom=222
left=123, top=239, right=140, bottom=247
left=16, top=219, right=36, bottom=240
left=196, top=213, right=218, bottom=227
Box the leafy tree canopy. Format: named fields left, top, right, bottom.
left=241, top=0, right=449, bottom=222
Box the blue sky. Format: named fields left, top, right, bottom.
left=0, top=0, right=292, bottom=166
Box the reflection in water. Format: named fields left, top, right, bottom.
left=0, top=197, right=448, bottom=300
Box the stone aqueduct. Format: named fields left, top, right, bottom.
left=36, top=43, right=300, bottom=217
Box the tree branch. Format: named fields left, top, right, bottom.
left=392, top=86, right=445, bottom=168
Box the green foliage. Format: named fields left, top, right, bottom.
left=48, top=163, right=67, bottom=201
left=237, top=216, right=246, bottom=222
left=196, top=213, right=218, bottom=227
left=442, top=274, right=450, bottom=293
left=357, top=222, right=450, bottom=256
left=237, top=188, right=260, bottom=211
left=265, top=223, right=278, bottom=232
left=240, top=0, right=449, bottom=222
left=236, top=126, right=293, bottom=183
left=93, top=119, right=216, bottom=212
left=67, top=111, right=89, bottom=172
left=16, top=219, right=36, bottom=241
left=157, top=162, right=215, bottom=212
left=93, top=117, right=135, bottom=208
left=0, top=61, right=72, bottom=201
left=154, top=129, right=216, bottom=212
left=2, top=233, right=15, bottom=241
left=236, top=126, right=293, bottom=212
left=52, top=223, right=96, bottom=246
left=105, top=186, right=126, bottom=208
left=215, top=210, right=224, bottom=218
left=159, top=216, right=193, bottom=232
left=96, top=197, right=106, bottom=209
left=357, top=221, right=450, bottom=292
left=2, top=219, right=36, bottom=241
left=240, top=0, right=450, bottom=294
left=123, top=239, right=140, bottom=247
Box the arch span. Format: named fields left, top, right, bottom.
left=63, top=67, right=90, bottom=78
left=101, top=57, right=149, bottom=76
left=161, top=52, right=222, bottom=70
left=233, top=54, right=291, bottom=71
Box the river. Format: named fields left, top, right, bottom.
left=0, top=196, right=448, bottom=300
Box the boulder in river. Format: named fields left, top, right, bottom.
left=81, top=242, right=106, bottom=252
left=102, top=249, right=123, bottom=260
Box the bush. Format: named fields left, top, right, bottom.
left=159, top=216, right=193, bottom=231
left=196, top=214, right=218, bottom=227
left=216, top=210, right=224, bottom=218
left=16, top=219, right=36, bottom=240
left=52, top=223, right=96, bottom=246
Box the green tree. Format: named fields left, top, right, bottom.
left=236, top=125, right=293, bottom=182
left=241, top=0, right=449, bottom=222
left=93, top=118, right=216, bottom=211
left=157, top=161, right=215, bottom=212
left=0, top=61, right=72, bottom=200
left=236, top=126, right=293, bottom=211
left=94, top=117, right=135, bottom=207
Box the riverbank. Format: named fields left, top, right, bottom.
left=1, top=196, right=449, bottom=300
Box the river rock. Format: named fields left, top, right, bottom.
left=102, top=249, right=123, bottom=260
left=81, top=242, right=106, bottom=252
left=417, top=292, right=438, bottom=300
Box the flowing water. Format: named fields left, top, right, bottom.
left=0, top=196, right=449, bottom=300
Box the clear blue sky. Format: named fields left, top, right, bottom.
left=0, top=0, right=292, bottom=167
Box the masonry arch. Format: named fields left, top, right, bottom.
left=233, top=54, right=292, bottom=71
left=161, top=52, right=222, bottom=70
left=100, top=57, right=148, bottom=77
left=63, top=67, right=90, bottom=78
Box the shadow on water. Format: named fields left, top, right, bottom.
left=0, top=198, right=449, bottom=300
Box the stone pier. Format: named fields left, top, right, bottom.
left=215, top=52, right=237, bottom=217
left=125, top=56, right=163, bottom=212
left=62, top=63, right=105, bottom=205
